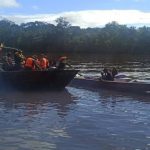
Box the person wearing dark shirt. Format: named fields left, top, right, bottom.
left=101, top=68, right=114, bottom=81
left=112, top=67, right=118, bottom=78
left=14, top=50, right=25, bottom=70
left=57, top=56, right=68, bottom=70
left=2, top=52, right=13, bottom=71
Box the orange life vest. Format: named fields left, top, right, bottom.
left=40, top=58, right=49, bottom=69
left=24, top=57, right=34, bottom=69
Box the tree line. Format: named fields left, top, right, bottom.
left=0, top=17, right=150, bottom=54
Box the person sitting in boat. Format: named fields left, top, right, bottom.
left=14, top=50, right=25, bottom=70
left=39, top=54, right=50, bottom=70
left=51, top=59, right=57, bottom=68
left=56, top=56, right=68, bottom=70
left=111, top=67, right=118, bottom=78
left=2, top=52, right=13, bottom=71
left=101, top=68, right=114, bottom=81
left=33, top=55, right=42, bottom=70
left=24, top=55, right=41, bottom=71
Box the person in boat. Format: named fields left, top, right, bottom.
left=51, top=59, right=57, bottom=68
left=111, top=67, right=118, bottom=78
left=2, top=52, right=13, bottom=71
left=39, top=54, right=50, bottom=70
left=33, top=55, right=42, bottom=70
left=14, top=50, right=25, bottom=70
left=56, top=56, right=68, bottom=70
left=101, top=68, right=114, bottom=81
left=24, top=55, right=41, bottom=71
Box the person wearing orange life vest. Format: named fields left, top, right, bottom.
left=39, top=54, right=49, bottom=70
left=24, top=56, right=35, bottom=71
left=24, top=55, right=40, bottom=71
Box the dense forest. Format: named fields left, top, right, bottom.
left=0, top=17, right=150, bottom=54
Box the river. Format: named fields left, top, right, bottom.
left=0, top=54, right=150, bottom=150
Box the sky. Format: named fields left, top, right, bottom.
left=0, top=0, right=150, bottom=28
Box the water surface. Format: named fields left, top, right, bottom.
left=0, top=54, right=150, bottom=150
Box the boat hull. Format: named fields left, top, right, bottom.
left=70, top=78, right=150, bottom=95
left=0, top=69, right=79, bottom=90
left=99, top=79, right=150, bottom=94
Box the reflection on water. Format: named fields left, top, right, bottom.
left=0, top=87, right=149, bottom=150
left=0, top=89, right=76, bottom=117
left=0, top=89, right=77, bottom=150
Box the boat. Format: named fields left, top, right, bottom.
left=0, top=69, right=79, bottom=90
left=0, top=44, right=79, bottom=90
left=99, top=78, right=150, bottom=94
left=70, top=77, right=150, bottom=95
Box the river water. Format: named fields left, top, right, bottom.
left=0, top=54, right=150, bottom=150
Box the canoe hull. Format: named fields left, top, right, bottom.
left=0, top=69, right=79, bottom=90
left=99, top=79, right=150, bottom=94
left=70, top=78, right=150, bottom=95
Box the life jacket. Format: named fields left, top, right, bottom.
left=24, top=57, right=34, bottom=69
left=40, top=58, right=48, bottom=69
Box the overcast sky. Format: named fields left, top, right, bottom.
left=0, top=0, right=150, bottom=28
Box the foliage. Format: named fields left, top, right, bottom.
left=0, top=18, right=150, bottom=54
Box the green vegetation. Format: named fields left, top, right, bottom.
left=0, top=18, right=150, bottom=54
